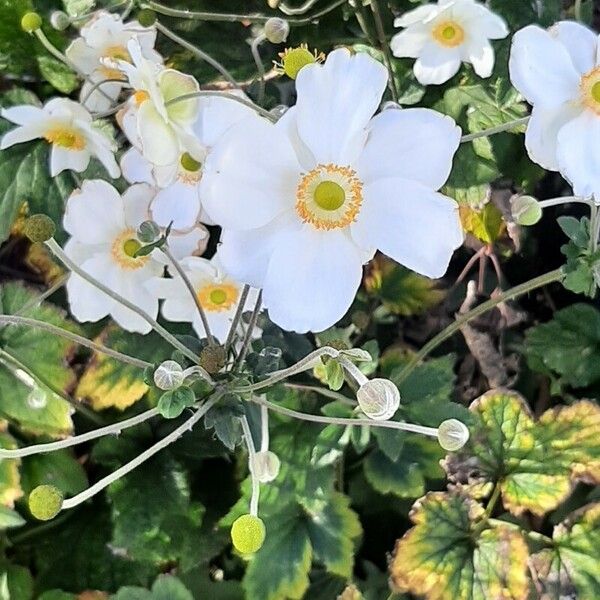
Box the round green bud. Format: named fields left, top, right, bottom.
left=137, top=8, right=157, bottom=27
left=437, top=419, right=470, bottom=452
left=137, top=220, right=161, bottom=243
left=29, top=485, right=63, bottom=521
left=24, top=214, right=56, bottom=243
left=231, top=514, right=266, bottom=554
left=510, top=195, right=542, bottom=226
left=21, top=12, right=42, bottom=33
left=264, top=17, right=289, bottom=44
left=50, top=10, right=70, bottom=31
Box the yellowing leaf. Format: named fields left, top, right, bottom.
left=389, top=492, right=529, bottom=600
left=444, top=390, right=600, bottom=516
left=459, top=202, right=506, bottom=245
left=0, top=424, right=22, bottom=508
left=76, top=327, right=172, bottom=411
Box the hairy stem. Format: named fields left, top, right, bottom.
left=369, top=0, right=398, bottom=102
left=235, top=290, right=263, bottom=370
left=251, top=34, right=267, bottom=105
left=224, top=284, right=250, bottom=356
left=240, top=415, right=260, bottom=516
left=460, top=116, right=530, bottom=143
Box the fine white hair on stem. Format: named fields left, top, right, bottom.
left=240, top=415, right=260, bottom=517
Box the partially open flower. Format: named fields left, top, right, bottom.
left=356, top=378, right=400, bottom=421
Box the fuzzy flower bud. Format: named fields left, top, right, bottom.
left=24, top=214, right=56, bottom=243
left=154, top=360, right=185, bottom=391
left=510, top=195, right=542, bottom=226
left=21, top=12, right=42, bottom=33
left=264, top=17, right=289, bottom=44
left=231, top=514, right=266, bottom=554
left=29, top=485, right=63, bottom=521
left=137, top=8, right=157, bottom=27
left=437, top=419, right=470, bottom=451
left=252, top=451, right=280, bottom=483
left=199, top=345, right=226, bottom=374
left=356, top=378, right=400, bottom=421
left=50, top=11, right=71, bottom=31
left=137, top=220, right=161, bottom=243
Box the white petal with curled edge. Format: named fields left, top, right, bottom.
left=294, top=48, right=388, bottom=165
left=509, top=25, right=580, bottom=107
left=413, top=42, right=461, bottom=85
left=137, top=101, right=180, bottom=167
left=50, top=147, right=91, bottom=177
left=352, top=177, right=463, bottom=279
left=122, top=183, right=153, bottom=229
left=549, top=21, right=597, bottom=75
left=262, top=226, right=364, bottom=333
left=121, top=147, right=155, bottom=184
left=151, top=180, right=201, bottom=230
left=357, top=107, right=460, bottom=189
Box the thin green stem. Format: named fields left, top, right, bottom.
left=235, top=290, right=263, bottom=370
left=279, top=0, right=320, bottom=15
left=142, top=0, right=346, bottom=25
left=369, top=0, right=398, bottom=102
left=0, top=407, right=160, bottom=459
left=538, top=196, right=593, bottom=210
left=0, top=315, right=151, bottom=369
left=61, top=396, right=218, bottom=510
left=251, top=34, right=267, bottom=105
left=394, top=268, right=564, bottom=386
left=155, top=21, right=240, bottom=88
left=574, top=0, right=583, bottom=21
left=240, top=415, right=260, bottom=516
left=13, top=275, right=68, bottom=316
left=165, top=90, right=276, bottom=122
left=45, top=239, right=201, bottom=366
left=284, top=382, right=356, bottom=405
left=161, top=246, right=215, bottom=347
left=224, top=284, right=250, bottom=356
left=460, top=116, right=530, bottom=143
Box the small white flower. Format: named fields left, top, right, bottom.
left=202, top=49, right=463, bottom=333
left=66, top=11, right=162, bottom=112
left=116, top=40, right=202, bottom=167
left=1, top=98, right=120, bottom=178
left=391, top=0, right=508, bottom=85
left=63, top=180, right=164, bottom=333
left=510, top=21, right=600, bottom=199
left=121, top=94, right=256, bottom=230
left=147, top=255, right=261, bottom=343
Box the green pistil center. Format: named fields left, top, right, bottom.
left=314, top=181, right=345, bottom=211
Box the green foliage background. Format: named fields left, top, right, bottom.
left=0, top=0, right=599, bottom=599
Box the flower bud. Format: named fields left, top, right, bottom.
left=437, top=419, right=470, bottom=451
left=268, top=0, right=280, bottom=8
left=50, top=11, right=71, bottom=31
left=356, top=378, right=400, bottom=421
left=21, top=12, right=42, bottom=33
left=252, top=451, right=280, bottom=483
left=154, top=360, right=185, bottom=391
left=231, top=514, right=266, bottom=554
left=137, top=8, right=157, bottom=27
left=264, top=18, right=289, bottom=44
left=29, top=485, right=63, bottom=521
left=24, top=214, right=56, bottom=243
left=199, top=345, right=226, bottom=374
left=137, top=220, right=161, bottom=243
left=510, top=195, right=542, bottom=226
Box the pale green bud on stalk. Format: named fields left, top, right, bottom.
left=511, top=195, right=542, bottom=226
left=264, top=17, right=290, bottom=44
left=21, top=12, right=42, bottom=33
left=50, top=11, right=71, bottom=31
left=252, top=451, right=281, bottom=483
left=356, top=378, right=400, bottom=421
left=137, top=220, right=161, bottom=243
left=437, top=419, right=470, bottom=451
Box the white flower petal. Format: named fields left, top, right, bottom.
left=357, top=107, right=460, bottom=188
left=0, top=123, right=45, bottom=149
left=121, top=147, right=155, bottom=184
left=414, top=42, right=461, bottom=85
left=394, top=5, right=438, bottom=27
left=468, top=5, right=508, bottom=39
left=352, top=177, right=463, bottom=279
left=549, top=21, right=597, bottom=75
left=525, top=103, right=581, bottom=171
left=64, top=180, right=125, bottom=243
left=509, top=25, right=580, bottom=107
left=556, top=111, right=600, bottom=198
left=466, top=38, right=494, bottom=78
left=110, top=273, right=158, bottom=334
left=167, top=226, right=208, bottom=260
left=202, top=114, right=301, bottom=230
left=122, top=183, right=153, bottom=229
left=391, top=27, right=430, bottom=59
left=263, top=226, right=363, bottom=333
left=1, top=105, right=45, bottom=126
left=195, top=310, right=231, bottom=343
left=137, top=101, right=180, bottom=166
left=151, top=180, right=201, bottom=230
left=294, top=48, right=388, bottom=164
left=50, top=147, right=90, bottom=177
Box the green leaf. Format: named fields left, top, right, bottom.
left=0, top=505, right=25, bottom=529
left=459, top=202, right=505, bottom=245
left=530, top=503, right=600, bottom=600
left=524, top=304, right=600, bottom=387
left=204, top=394, right=244, bottom=450
left=113, top=575, right=194, bottom=600
left=0, top=565, right=33, bottom=600
left=444, top=390, right=600, bottom=516
left=0, top=283, right=75, bottom=438
left=0, top=428, right=22, bottom=508
left=20, top=449, right=87, bottom=497
left=76, top=327, right=173, bottom=411
left=324, top=359, right=345, bottom=391
left=108, top=454, right=203, bottom=565
left=157, top=387, right=195, bottom=419
left=389, top=492, right=529, bottom=600
left=36, top=56, right=78, bottom=93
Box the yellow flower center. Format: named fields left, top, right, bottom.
left=44, top=127, right=86, bottom=151
left=580, top=67, right=600, bottom=114
left=197, top=283, right=239, bottom=312
left=111, top=229, right=149, bottom=270
left=276, top=44, right=325, bottom=79
left=296, top=164, right=363, bottom=230
left=432, top=20, right=465, bottom=47
left=100, top=45, right=130, bottom=79
left=133, top=90, right=150, bottom=106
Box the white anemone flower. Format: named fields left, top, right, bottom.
left=509, top=21, right=600, bottom=199
left=147, top=255, right=261, bottom=343
left=202, top=49, right=463, bottom=333
left=66, top=11, right=162, bottom=112
left=63, top=180, right=164, bottom=333
left=115, top=40, right=203, bottom=167
left=121, top=95, right=256, bottom=229
left=391, top=0, right=508, bottom=85
left=1, top=98, right=119, bottom=178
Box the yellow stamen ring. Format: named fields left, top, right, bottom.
left=111, top=229, right=149, bottom=270
left=432, top=20, right=465, bottom=47
left=296, top=164, right=363, bottom=230
left=44, top=127, right=86, bottom=151
left=580, top=67, right=600, bottom=115
left=197, top=282, right=239, bottom=312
